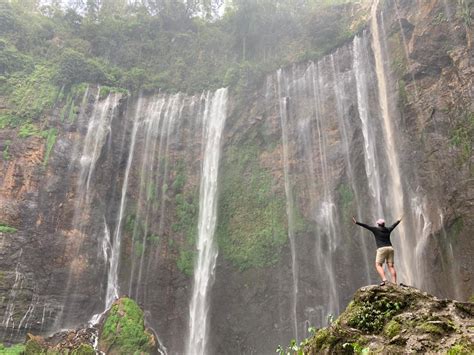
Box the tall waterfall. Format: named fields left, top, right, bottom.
left=60, top=89, right=122, bottom=326
left=370, top=0, right=414, bottom=286
left=105, top=95, right=142, bottom=309
left=275, top=69, right=300, bottom=341
left=187, top=88, right=228, bottom=355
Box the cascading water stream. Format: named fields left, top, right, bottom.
left=353, top=33, right=384, bottom=218
left=276, top=69, right=300, bottom=341
left=370, top=0, right=413, bottom=285
left=309, top=61, right=340, bottom=318
left=186, top=88, right=228, bottom=355
left=105, top=95, right=142, bottom=310
left=330, top=53, right=371, bottom=284
left=127, top=97, right=167, bottom=299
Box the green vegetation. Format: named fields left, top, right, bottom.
left=457, top=0, right=473, bottom=26
left=43, top=127, right=57, bottom=166
left=24, top=338, right=43, bottom=354
left=0, top=223, right=17, bottom=234
left=8, top=65, right=59, bottom=123
left=0, top=0, right=359, bottom=104
left=342, top=341, right=370, bottom=354
left=447, top=217, right=464, bottom=242
left=0, top=343, right=25, bottom=354
left=100, top=297, right=155, bottom=354
left=216, top=144, right=287, bottom=270
left=337, top=183, right=354, bottom=223
left=276, top=326, right=318, bottom=355
left=384, top=319, right=402, bottom=338
left=347, top=297, right=405, bottom=333
left=450, top=112, right=473, bottom=164
left=417, top=322, right=445, bottom=335
left=173, top=191, right=199, bottom=276
left=2, top=139, right=11, bottom=160
left=99, top=85, right=128, bottom=100
left=71, top=343, right=95, bottom=355
left=447, top=337, right=474, bottom=355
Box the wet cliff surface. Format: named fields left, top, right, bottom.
left=0, top=0, right=472, bottom=354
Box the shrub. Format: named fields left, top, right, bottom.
left=348, top=298, right=405, bottom=333
left=54, top=48, right=111, bottom=88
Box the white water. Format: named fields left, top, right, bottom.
left=186, top=88, right=228, bottom=355
left=370, top=0, right=413, bottom=284
left=275, top=69, right=300, bottom=340
left=105, top=95, right=142, bottom=309
left=353, top=33, right=384, bottom=218
left=309, top=61, right=340, bottom=318
left=330, top=53, right=371, bottom=283
left=2, top=250, right=24, bottom=333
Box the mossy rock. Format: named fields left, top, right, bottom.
left=447, top=338, right=474, bottom=355
left=416, top=321, right=445, bottom=335
left=0, top=343, right=26, bottom=354
left=384, top=319, right=402, bottom=338
left=24, top=335, right=46, bottom=354
left=71, top=343, right=95, bottom=355
left=99, top=297, right=156, bottom=354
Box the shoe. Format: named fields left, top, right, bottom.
left=380, top=280, right=387, bottom=286
left=399, top=283, right=407, bottom=287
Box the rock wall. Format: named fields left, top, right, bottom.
left=0, top=0, right=472, bottom=353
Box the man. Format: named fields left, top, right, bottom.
left=352, top=216, right=402, bottom=286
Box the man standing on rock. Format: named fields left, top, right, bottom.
left=352, top=216, right=402, bottom=286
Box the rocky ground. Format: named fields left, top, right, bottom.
left=0, top=297, right=160, bottom=354
left=302, top=283, right=474, bottom=354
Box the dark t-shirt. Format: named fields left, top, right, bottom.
left=356, top=220, right=401, bottom=249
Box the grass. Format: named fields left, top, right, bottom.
left=43, top=128, right=57, bottom=166
left=0, top=223, right=17, bottom=234
left=2, top=140, right=11, bottom=160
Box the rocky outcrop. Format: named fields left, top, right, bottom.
left=2, top=297, right=160, bottom=354
left=98, top=297, right=159, bottom=355
left=303, top=283, right=474, bottom=354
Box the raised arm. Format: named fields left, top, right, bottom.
left=388, top=219, right=401, bottom=232
left=352, top=217, right=376, bottom=232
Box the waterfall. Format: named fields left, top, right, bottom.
left=330, top=53, right=371, bottom=284
left=353, top=34, right=384, bottom=218
left=370, top=0, right=414, bottom=285
left=276, top=69, right=300, bottom=340
left=308, top=61, right=340, bottom=319
left=105, top=95, right=142, bottom=309
left=186, top=88, right=228, bottom=355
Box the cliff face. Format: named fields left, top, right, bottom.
left=0, top=0, right=472, bottom=354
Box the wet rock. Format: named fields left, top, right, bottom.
left=303, top=283, right=474, bottom=354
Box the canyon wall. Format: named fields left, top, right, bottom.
left=0, top=0, right=472, bottom=353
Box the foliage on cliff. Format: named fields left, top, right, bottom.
left=280, top=284, right=474, bottom=354
left=99, top=297, right=156, bottom=354
left=0, top=0, right=358, bottom=101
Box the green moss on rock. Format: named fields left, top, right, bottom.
left=0, top=223, right=17, bottom=234
left=417, top=322, right=445, bottom=335
left=71, top=343, right=95, bottom=355
left=384, top=319, right=402, bottom=338
left=99, top=297, right=156, bottom=354
left=216, top=144, right=287, bottom=270
left=0, top=343, right=25, bottom=354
